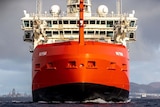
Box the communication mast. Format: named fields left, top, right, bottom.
left=36, top=0, right=42, bottom=16
left=116, top=0, right=122, bottom=16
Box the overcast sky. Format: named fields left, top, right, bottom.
left=0, top=0, right=160, bottom=95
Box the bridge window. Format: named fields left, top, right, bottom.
left=53, top=20, right=57, bottom=24
left=59, top=20, right=62, bottom=24
left=100, top=31, right=106, bottom=35
left=107, top=21, right=113, bottom=27
left=87, top=31, right=94, bottom=34
left=60, top=31, right=63, bottom=35
left=65, top=31, right=71, bottom=35
left=96, top=20, right=100, bottom=24
left=130, top=21, right=135, bottom=27
left=90, top=20, right=95, bottom=24
left=95, top=31, right=99, bottom=35
left=107, top=31, right=113, bottom=37
left=101, top=20, right=106, bottom=25
left=53, top=31, right=58, bottom=35
left=24, top=32, right=32, bottom=41
left=46, top=20, right=52, bottom=27
left=46, top=31, right=52, bottom=37
left=24, top=20, right=33, bottom=27
left=63, top=20, right=68, bottom=24
left=84, top=20, right=89, bottom=24
left=129, top=33, right=134, bottom=38
left=24, top=20, right=30, bottom=27
left=73, top=31, right=79, bottom=34
left=70, top=20, right=76, bottom=24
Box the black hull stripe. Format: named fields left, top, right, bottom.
left=33, top=83, right=129, bottom=102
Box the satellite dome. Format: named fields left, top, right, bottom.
left=97, top=5, right=108, bottom=16
left=50, top=5, right=61, bottom=16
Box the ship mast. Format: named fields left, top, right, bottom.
left=36, top=0, right=42, bottom=16
left=116, top=0, right=122, bottom=16
left=79, top=0, right=84, bottom=45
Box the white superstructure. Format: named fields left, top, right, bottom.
left=21, top=0, right=137, bottom=52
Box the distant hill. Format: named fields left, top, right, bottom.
left=130, top=82, right=160, bottom=93
left=148, top=82, right=160, bottom=89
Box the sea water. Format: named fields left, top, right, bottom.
left=0, top=98, right=160, bottom=107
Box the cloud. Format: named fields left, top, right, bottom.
left=128, top=1, right=160, bottom=84
left=0, top=0, right=33, bottom=95
left=127, top=0, right=160, bottom=61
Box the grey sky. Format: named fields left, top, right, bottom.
left=0, top=0, right=160, bottom=95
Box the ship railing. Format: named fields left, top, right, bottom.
left=47, top=38, right=112, bottom=43
left=27, top=12, right=132, bottom=18
left=45, top=37, right=136, bottom=45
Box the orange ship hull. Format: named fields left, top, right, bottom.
left=32, top=41, right=130, bottom=102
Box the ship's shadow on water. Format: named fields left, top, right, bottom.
left=1, top=99, right=160, bottom=107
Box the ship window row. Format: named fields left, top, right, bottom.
left=45, top=30, right=114, bottom=37
left=22, top=20, right=136, bottom=28
left=45, top=20, right=115, bottom=26
left=45, top=20, right=136, bottom=27
left=45, top=30, right=135, bottom=39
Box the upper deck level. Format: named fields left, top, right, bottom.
left=21, top=0, right=137, bottom=51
